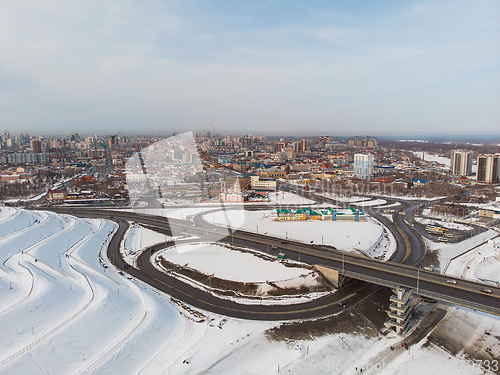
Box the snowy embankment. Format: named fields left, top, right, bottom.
left=120, top=223, right=197, bottom=266
left=426, top=229, right=499, bottom=276
left=442, top=233, right=500, bottom=285
left=152, top=242, right=331, bottom=304
left=202, top=209, right=396, bottom=260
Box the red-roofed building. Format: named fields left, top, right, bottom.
left=47, top=189, right=67, bottom=203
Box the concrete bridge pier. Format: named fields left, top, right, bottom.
left=389, top=287, right=413, bottom=334
left=314, top=265, right=348, bottom=289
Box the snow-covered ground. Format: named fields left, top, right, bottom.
left=1, top=207, right=499, bottom=374
left=158, top=190, right=316, bottom=207
left=0, top=207, right=186, bottom=374
left=152, top=242, right=331, bottom=304
left=201, top=209, right=396, bottom=259
left=269, top=190, right=316, bottom=205
left=352, top=199, right=387, bottom=207
left=156, top=242, right=309, bottom=283
left=322, top=195, right=371, bottom=203
left=425, top=229, right=499, bottom=275
left=117, top=206, right=395, bottom=258
left=121, top=223, right=197, bottom=266
left=124, top=223, right=168, bottom=252
left=415, top=217, right=474, bottom=231
left=444, top=234, right=500, bottom=284
left=410, top=151, right=451, bottom=168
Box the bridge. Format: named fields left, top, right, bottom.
left=45, top=207, right=500, bottom=321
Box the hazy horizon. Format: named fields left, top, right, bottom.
left=1, top=0, right=499, bottom=135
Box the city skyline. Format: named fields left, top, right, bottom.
left=0, top=0, right=499, bottom=135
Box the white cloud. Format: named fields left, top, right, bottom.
left=0, top=0, right=498, bottom=135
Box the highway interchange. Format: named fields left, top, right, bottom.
left=47, top=188, right=500, bottom=321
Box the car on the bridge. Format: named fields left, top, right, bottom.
left=446, top=279, right=456, bottom=284
left=278, top=252, right=286, bottom=259
left=480, top=289, right=493, bottom=294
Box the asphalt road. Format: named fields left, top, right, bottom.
left=45, top=207, right=500, bottom=319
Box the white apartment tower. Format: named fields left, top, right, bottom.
left=354, top=153, right=374, bottom=180
left=450, top=149, right=473, bottom=176
left=477, top=154, right=500, bottom=184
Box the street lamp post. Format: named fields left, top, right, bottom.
left=417, top=269, right=420, bottom=294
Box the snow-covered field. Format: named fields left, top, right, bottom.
left=117, top=205, right=395, bottom=259
left=269, top=190, right=316, bottom=205
left=410, top=151, right=451, bottom=168
left=153, top=242, right=330, bottom=303
left=156, top=242, right=310, bottom=283
left=202, top=209, right=396, bottom=259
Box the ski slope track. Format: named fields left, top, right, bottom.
left=0, top=207, right=189, bottom=374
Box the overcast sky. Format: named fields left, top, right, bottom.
left=0, top=0, right=499, bottom=136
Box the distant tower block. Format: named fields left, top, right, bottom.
left=388, top=287, right=412, bottom=334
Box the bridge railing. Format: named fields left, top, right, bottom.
left=340, top=268, right=500, bottom=316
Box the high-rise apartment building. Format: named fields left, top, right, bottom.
left=300, top=139, right=308, bottom=153
left=450, top=149, right=473, bottom=176
left=31, top=140, right=42, bottom=154
left=354, top=153, right=374, bottom=180
left=477, top=154, right=500, bottom=183
left=2, top=130, right=10, bottom=143
left=349, top=135, right=378, bottom=148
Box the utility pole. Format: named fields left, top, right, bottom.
left=417, top=269, right=420, bottom=294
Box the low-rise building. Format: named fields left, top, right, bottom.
left=250, top=175, right=276, bottom=191
left=277, top=209, right=295, bottom=221
left=47, top=188, right=67, bottom=203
